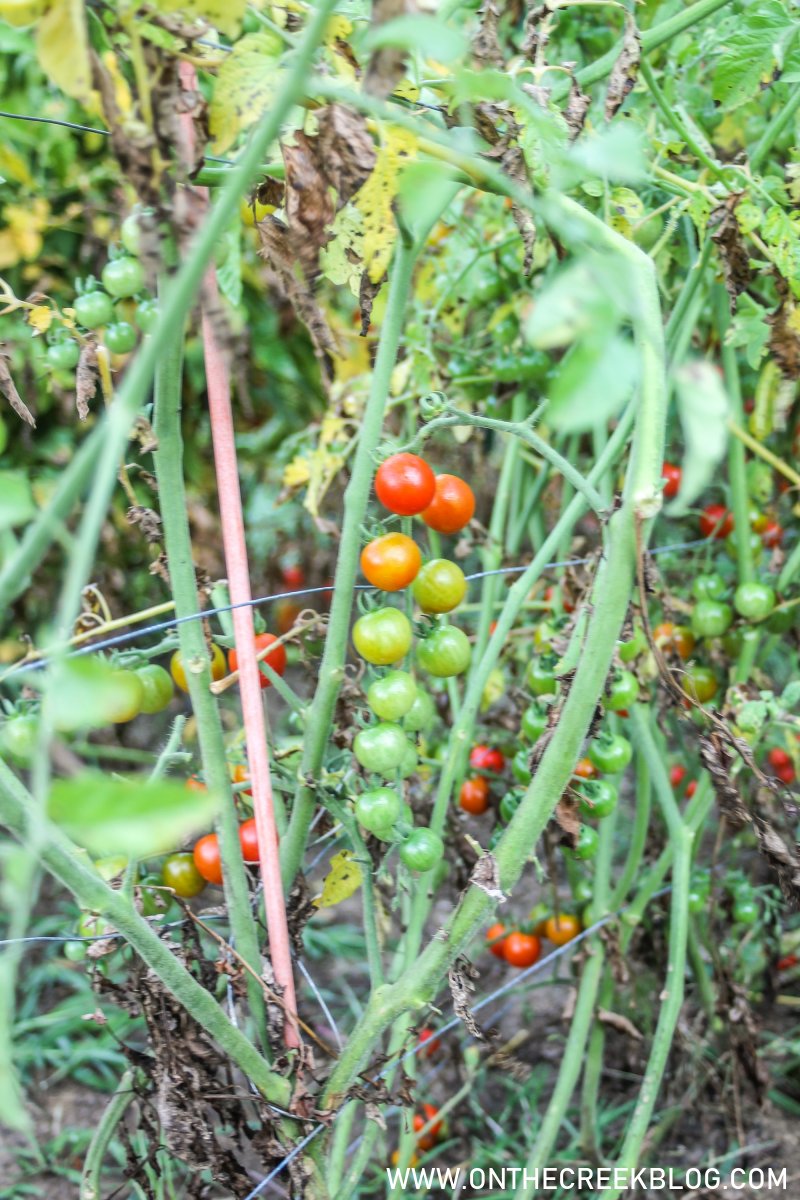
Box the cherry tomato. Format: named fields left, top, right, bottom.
left=499, top=788, right=523, bottom=823
left=399, top=827, right=443, bottom=871
left=170, top=644, right=226, bottom=691
left=367, top=670, right=417, bottom=721
left=403, top=687, right=436, bottom=732
left=469, top=744, right=505, bottom=773
left=692, top=573, right=727, bottom=602
left=733, top=581, right=775, bottom=622
left=106, top=669, right=144, bottom=723
left=653, top=622, right=696, bottom=660
left=521, top=703, right=548, bottom=741
left=567, top=825, right=599, bottom=860
left=416, top=626, right=471, bottom=677
left=47, top=340, right=80, bottom=369
left=527, top=656, right=557, bottom=696
left=724, top=529, right=763, bottom=565
left=486, top=922, right=509, bottom=958
left=413, top=1104, right=443, bottom=1150
left=412, top=559, right=467, bottom=614
left=135, top=298, right=159, bottom=333
left=573, top=757, right=598, bottom=780
left=193, top=833, right=223, bottom=884
left=162, top=852, right=207, bottom=897
left=355, top=786, right=403, bottom=834
left=102, top=255, right=145, bottom=298
left=604, top=669, right=639, bottom=711
left=619, top=626, right=647, bottom=662
left=230, top=762, right=252, bottom=793
left=588, top=733, right=632, bottom=775
left=733, top=897, right=760, bottom=925
left=459, top=776, right=490, bottom=814
left=418, top=1028, right=441, bottom=1058
left=421, top=474, right=475, bottom=534
left=775, top=761, right=796, bottom=785
left=691, top=600, right=733, bottom=639
left=661, top=463, right=681, bottom=499
left=361, top=533, right=421, bottom=591
left=74, top=289, right=114, bottom=329
left=136, top=664, right=174, bottom=713
left=354, top=723, right=409, bottom=775
left=239, top=818, right=260, bottom=862
left=0, top=714, right=38, bottom=764
left=503, top=931, right=541, bottom=968
left=281, top=562, right=306, bottom=589
left=104, top=321, right=137, bottom=354
left=511, top=748, right=531, bottom=785
left=120, top=211, right=146, bottom=256
left=669, top=764, right=687, bottom=788
left=577, top=778, right=618, bottom=819
left=572, top=876, right=594, bottom=905
left=699, top=504, right=733, bottom=539
left=374, top=453, right=436, bottom=516
left=685, top=779, right=698, bottom=798
left=762, top=520, right=783, bottom=548
left=681, top=666, right=718, bottom=704
left=228, top=632, right=287, bottom=688
left=353, top=608, right=412, bottom=666
left=777, top=955, right=799, bottom=971
left=768, top=746, right=792, bottom=769
left=543, top=913, right=581, bottom=945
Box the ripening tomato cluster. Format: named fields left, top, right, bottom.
left=485, top=906, right=583, bottom=968
left=45, top=209, right=158, bottom=376
left=350, top=454, right=476, bottom=872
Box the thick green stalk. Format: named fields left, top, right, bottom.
left=717, top=290, right=754, bottom=584
left=751, top=88, right=800, bottom=170
left=153, top=324, right=267, bottom=1043
left=80, top=1069, right=135, bottom=1200
left=0, top=759, right=290, bottom=1105
left=609, top=748, right=651, bottom=908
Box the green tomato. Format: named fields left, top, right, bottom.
left=104, top=321, right=137, bottom=354
left=767, top=605, right=795, bottom=633
left=355, top=786, right=402, bottom=835
left=398, top=742, right=418, bottom=779
left=618, top=626, right=647, bottom=663
left=521, top=702, right=548, bottom=741
left=416, top=626, right=471, bottom=677
left=692, top=573, right=728, bottom=602
left=577, top=779, right=618, bottom=820
left=63, top=939, right=88, bottom=961
left=352, top=607, right=413, bottom=666
left=499, top=788, right=523, bottom=824
left=353, top=722, right=409, bottom=774
left=724, top=529, right=763, bottom=564
left=399, top=827, right=444, bottom=871
left=526, top=656, right=557, bottom=696
left=139, top=872, right=170, bottom=917
left=511, top=747, right=531, bottom=785
left=162, top=852, right=206, bottom=898
left=135, top=298, right=159, bottom=333
left=367, top=670, right=417, bottom=721
left=76, top=911, right=115, bottom=939
left=136, top=664, right=174, bottom=713
left=572, top=875, right=594, bottom=905
left=403, top=687, right=437, bottom=732
left=47, top=340, right=81, bottom=370
left=691, top=599, right=733, bottom=639
left=604, top=669, right=639, bottom=711
left=733, top=897, right=760, bottom=925
left=567, top=825, right=599, bottom=861
left=120, top=212, right=143, bottom=257
left=681, top=665, right=719, bottom=704
left=102, top=256, right=145, bottom=299
left=106, top=669, right=145, bottom=723
left=0, top=714, right=38, bottom=764
left=74, top=289, right=114, bottom=329
left=412, top=559, right=467, bottom=614
left=587, top=733, right=632, bottom=775
left=733, top=582, right=775, bottom=622
left=687, top=887, right=707, bottom=914
left=746, top=459, right=774, bottom=505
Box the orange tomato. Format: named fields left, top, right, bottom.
left=543, top=913, right=581, bottom=946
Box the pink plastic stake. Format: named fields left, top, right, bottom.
left=177, top=63, right=300, bottom=1049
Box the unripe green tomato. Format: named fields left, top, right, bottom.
left=74, top=289, right=114, bottom=329
left=567, top=825, right=599, bottom=860
left=104, top=321, right=137, bottom=354
left=746, top=459, right=773, bottom=505
left=499, top=788, right=524, bottom=824
left=77, top=911, right=115, bottom=939
left=687, top=887, right=707, bottom=914
left=767, top=605, right=795, bottom=633
left=577, top=779, right=618, bottom=819
left=733, top=582, right=775, bottom=622
left=691, top=599, right=733, bottom=639
left=355, top=786, right=402, bottom=835
left=511, top=748, right=531, bottom=785
left=724, top=529, right=763, bottom=564
left=120, top=212, right=143, bottom=257
left=403, top=687, right=436, bottom=732
left=106, top=669, right=145, bottom=723
left=0, top=714, right=38, bottom=764
left=618, top=626, right=647, bottom=663
left=399, top=827, right=444, bottom=871
left=135, top=298, right=159, bottom=333
left=587, top=733, right=632, bottom=775
left=63, top=940, right=88, bottom=961
left=681, top=665, right=719, bottom=704
left=367, top=670, right=417, bottom=721
left=136, top=664, right=174, bottom=713
left=634, top=210, right=665, bottom=250
left=102, top=255, right=145, bottom=298
left=521, top=702, right=548, bottom=741
left=526, top=657, right=557, bottom=696
left=353, top=723, right=409, bottom=774
left=733, top=897, right=760, bottom=925
left=352, top=607, right=413, bottom=666
left=692, top=573, right=728, bottom=602
left=47, top=339, right=81, bottom=370
left=572, top=875, right=594, bottom=905
left=412, top=558, right=467, bottom=614
left=139, top=873, right=170, bottom=917
left=398, top=742, right=419, bottom=779
left=416, top=626, right=471, bottom=677
left=604, top=669, right=639, bottom=711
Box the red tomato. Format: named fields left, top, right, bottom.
left=778, top=955, right=799, bottom=971
left=275, top=599, right=302, bottom=636
left=193, top=833, right=223, bottom=884
left=486, top=922, right=508, bottom=958
left=503, top=931, right=541, bottom=968
left=573, top=757, right=598, bottom=781
left=775, top=762, right=796, bottom=785
left=768, top=747, right=792, bottom=769
left=281, top=563, right=306, bottom=589
left=418, top=1027, right=441, bottom=1058
left=421, top=474, right=475, bottom=535
left=684, top=779, right=697, bottom=798
left=413, top=1104, right=442, bottom=1150
left=374, top=453, right=436, bottom=516
left=669, top=764, right=687, bottom=788
left=185, top=775, right=207, bottom=792
left=239, top=818, right=259, bottom=862
left=662, top=463, right=682, bottom=499
left=459, top=776, right=490, bottom=814
left=228, top=632, right=287, bottom=689
left=762, top=520, right=783, bottom=548
left=699, top=504, right=733, bottom=539
left=469, top=744, right=505, bottom=773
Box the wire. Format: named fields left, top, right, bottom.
left=2, top=538, right=712, bottom=682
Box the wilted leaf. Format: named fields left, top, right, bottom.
left=153, top=0, right=247, bottom=38
left=547, top=334, right=639, bottom=433
left=208, top=32, right=283, bottom=153
left=76, top=341, right=98, bottom=421
left=364, top=0, right=411, bottom=99
left=353, top=126, right=418, bottom=282
left=48, top=771, right=220, bottom=857
left=36, top=0, right=92, bottom=104
left=767, top=291, right=800, bottom=378
left=605, top=15, right=641, bottom=120
left=26, top=304, right=52, bottom=335
left=0, top=351, right=35, bottom=427
left=316, top=105, right=377, bottom=205
left=313, top=849, right=363, bottom=907
left=472, top=1, right=504, bottom=67
left=564, top=77, right=591, bottom=141
left=667, top=360, right=729, bottom=515
left=0, top=470, right=35, bottom=531
left=282, top=131, right=336, bottom=279
left=710, top=193, right=752, bottom=309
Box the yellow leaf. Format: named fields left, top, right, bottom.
left=353, top=127, right=418, bottom=283
left=313, top=849, right=363, bottom=908
left=101, top=49, right=133, bottom=118
left=36, top=0, right=91, bottom=103
left=27, top=305, right=53, bottom=335
left=393, top=79, right=420, bottom=103
left=208, top=32, right=283, bottom=153
left=320, top=413, right=348, bottom=445
left=282, top=456, right=311, bottom=488
left=152, top=0, right=246, bottom=37
left=0, top=144, right=33, bottom=188
left=481, top=667, right=505, bottom=712
left=324, top=14, right=352, bottom=40
left=0, top=199, right=49, bottom=268
left=0, top=0, right=49, bottom=26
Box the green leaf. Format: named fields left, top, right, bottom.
left=48, top=771, right=220, bottom=857
left=396, top=162, right=460, bottom=245
left=43, top=657, right=134, bottom=734
left=216, top=220, right=242, bottom=308
left=526, top=253, right=637, bottom=351
left=152, top=0, right=247, bottom=38
left=726, top=295, right=770, bottom=370
left=35, top=0, right=92, bottom=104
left=711, top=2, right=800, bottom=110
left=547, top=334, right=639, bottom=433
left=555, top=124, right=647, bottom=188
left=0, top=470, right=35, bottom=531
left=366, top=15, right=467, bottom=63
left=208, top=32, right=284, bottom=153
left=780, top=681, right=800, bottom=710
left=667, top=360, right=729, bottom=515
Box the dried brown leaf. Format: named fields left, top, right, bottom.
left=555, top=793, right=581, bottom=841
left=76, top=342, right=99, bottom=421
left=605, top=15, right=641, bottom=120
left=283, top=132, right=336, bottom=279
left=0, top=348, right=35, bottom=427
left=364, top=0, right=413, bottom=99
left=316, top=105, right=377, bottom=205
left=709, top=192, right=751, bottom=309
left=766, top=291, right=800, bottom=378
left=469, top=853, right=505, bottom=902
left=598, top=1009, right=643, bottom=1040
left=472, top=1, right=505, bottom=67
left=448, top=956, right=487, bottom=1041
left=564, top=77, right=591, bottom=141
left=521, top=3, right=548, bottom=60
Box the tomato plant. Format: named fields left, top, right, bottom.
left=374, top=453, right=435, bottom=516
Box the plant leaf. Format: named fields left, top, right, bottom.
left=547, top=334, right=639, bottom=433
left=208, top=33, right=283, bottom=153
left=152, top=0, right=247, bottom=38
left=36, top=0, right=92, bottom=104
left=711, top=1, right=800, bottom=110
left=313, top=849, right=363, bottom=908
left=667, top=360, right=729, bottom=515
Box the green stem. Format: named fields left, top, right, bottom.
left=687, top=916, right=716, bottom=1022
left=610, top=747, right=651, bottom=908
left=751, top=87, right=800, bottom=170
left=80, top=1068, right=135, bottom=1200
left=717, top=289, right=754, bottom=584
